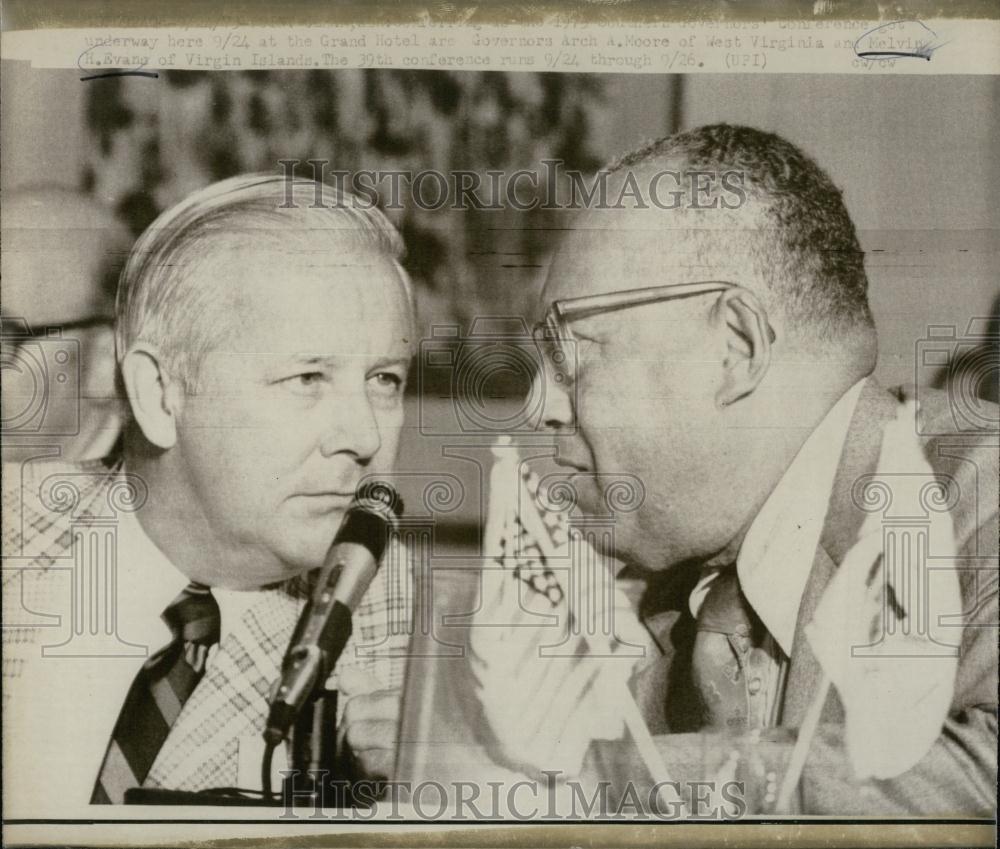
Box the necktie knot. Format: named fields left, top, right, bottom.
left=162, top=582, right=221, bottom=647
left=691, top=565, right=779, bottom=731
left=695, top=564, right=759, bottom=639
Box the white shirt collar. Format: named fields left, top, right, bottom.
left=112, top=501, right=192, bottom=649
left=736, top=377, right=866, bottom=656
left=688, top=378, right=866, bottom=657
left=115, top=470, right=267, bottom=641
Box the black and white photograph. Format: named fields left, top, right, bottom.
left=1, top=4, right=998, bottom=845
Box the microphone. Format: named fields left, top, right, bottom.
left=264, top=481, right=402, bottom=746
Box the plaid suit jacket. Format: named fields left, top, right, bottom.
left=2, top=457, right=413, bottom=801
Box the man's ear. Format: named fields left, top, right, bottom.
left=119, top=345, right=183, bottom=449
left=709, top=287, right=775, bottom=409
left=83, top=324, right=120, bottom=402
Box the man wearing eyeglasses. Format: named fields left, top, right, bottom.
left=485, top=124, right=997, bottom=814
left=1, top=187, right=132, bottom=462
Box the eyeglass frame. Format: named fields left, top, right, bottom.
left=533, top=281, right=776, bottom=385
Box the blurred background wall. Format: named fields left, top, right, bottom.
left=2, top=65, right=679, bottom=337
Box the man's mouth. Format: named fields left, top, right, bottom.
left=552, top=457, right=589, bottom=473
left=296, top=491, right=356, bottom=510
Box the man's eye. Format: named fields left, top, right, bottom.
left=369, top=372, right=404, bottom=396
left=282, top=372, right=325, bottom=395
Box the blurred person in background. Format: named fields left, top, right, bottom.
left=1, top=186, right=132, bottom=461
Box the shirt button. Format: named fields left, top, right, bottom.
left=748, top=676, right=763, bottom=695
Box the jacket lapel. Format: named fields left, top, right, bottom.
left=145, top=586, right=303, bottom=792
left=780, top=378, right=899, bottom=728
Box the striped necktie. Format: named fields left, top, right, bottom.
left=91, top=582, right=221, bottom=804
left=690, top=565, right=780, bottom=731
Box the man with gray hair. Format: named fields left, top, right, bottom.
left=2, top=174, right=414, bottom=813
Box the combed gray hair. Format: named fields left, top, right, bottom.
left=115, top=173, right=413, bottom=389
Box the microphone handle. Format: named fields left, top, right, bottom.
left=264, top=600, right=353, bottom=746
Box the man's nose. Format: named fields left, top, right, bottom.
left=319, top=390, right=382, bottom=461
left=533, top=365, right=575, bottom=432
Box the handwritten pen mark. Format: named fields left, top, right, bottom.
left=854, top=20, right=948, bottom=61
left=77, top=38, right=159, bottom=82
left=855, top=52, right=931, bottom=60
left=80, top=70, right=159, bottom=81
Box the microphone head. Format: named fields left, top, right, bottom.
left=329, top=481, right=404, bottom=566
left=354, top=480, right=404, bottom=522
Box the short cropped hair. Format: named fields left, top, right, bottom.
left=115, top=173, right=412, bottom=388
left=611, top=124, right=874, bottom=337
